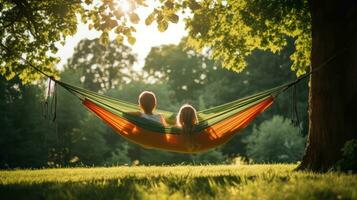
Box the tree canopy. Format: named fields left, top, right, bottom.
left=1, top=0, right=311, bottom=84
left=0, top=0, right=149, bottom=83
left=182, top=0, right=311, bottom=75
left=0, top=0, right=82, bottom=82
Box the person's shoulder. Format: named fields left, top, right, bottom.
left=127, top=111, right=142, bottom=116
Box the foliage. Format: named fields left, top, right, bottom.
left=70, top=114, right=110, bottom=166
left=191, top=150, right=226, bottom=164
left=0, top=0, right=177, bottom=83
left=335, top=139, right=357, bottom=172
left=65, top=38, right=136, bottom=92
left=1, top=0, right=311, bottom=83
left=149, top=0, right=311, bottom=76
left=107, top=79, right=178, bottom=112
left=136, top=148, right=226, bottom=165
left=104, top=142, right=131, bottom=166
left=0, top=0, right=83, bottom=82
left=144, top=40, right=217, bottom=103
left=144, top=38, right=308, bottom=108
left=245, top=115, right=305, bottom=163
left=0, top=76, right=56, bottom=168
left=1, top=165, right=357, bottom=200
left=50, top=38, right=135, bottom=166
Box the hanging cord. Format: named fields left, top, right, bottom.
left=41, top=78, right=57, bottom=122
left=290, top=84, right=303, bottom=135
left=290, top=84, right=300, bottom=127
left=292, top=84, right=300, bottom=127
left=0, top=43, right=59, bottom=121
left=50, top=81, right=58, bottom=122
left=41, top=79, right=51, bottom=119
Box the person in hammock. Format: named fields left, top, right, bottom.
left=130, top=91, right=167, bottom=125
left=176, top=104, right=199, bottom=149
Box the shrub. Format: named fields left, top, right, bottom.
left=104, top=142, right=131, bottom=165
left=191, top=149, right=227, bottom=164
left=245, top=115, right=305, bottom=163
left=335, top=139, right=357, bottom=172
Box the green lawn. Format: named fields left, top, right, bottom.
left=1, top=164, right=356, bottom=200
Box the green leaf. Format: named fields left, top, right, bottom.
left=99, top=32, right=109, bottom=45
left=127, top=36, right=136, bottom=45
left=107, top=19, right=118, bottom=29
left=188, top=0, right=201, bottom=10
left=84, top=0, right=92, bottom=5
left=114, top=10, right=124, bottom=19
left=145, top=13, right=155, bottom=25
left=167, top=13, right=179, bottom=23
left=157, top=12, right=164, bottom=22
left=116, top=35, right=124, bottom=44
left=135, top=0, right=148, bottom=7
left=115, top=25, right=124, bottom=34
left=164, top=1, right=174, bottom=9
left=129, top=13, right=140, bottom=24
left=158, top=20, right=169, bottom=32
left=88, top=23, right=94, bottom=30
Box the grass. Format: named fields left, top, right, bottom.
left=1, top=164, right=357, bottom=200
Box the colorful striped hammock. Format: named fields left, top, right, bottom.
left=56, top=80, right=292, bottom=153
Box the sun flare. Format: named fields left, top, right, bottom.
left=119, top=0, right=131, bottom=13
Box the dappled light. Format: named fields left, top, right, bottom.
left=118, top=0, right=131, bottom=13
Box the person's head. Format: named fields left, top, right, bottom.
left=177, top=104, right=198, bottom=135
left=138, top=91, right=157, bottom=114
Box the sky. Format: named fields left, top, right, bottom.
left=55, top=1, right=187, bottom=71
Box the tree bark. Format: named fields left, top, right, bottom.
left=298, top=0, right=357, bottom=171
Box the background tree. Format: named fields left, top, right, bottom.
left=55, top=38, right=137, bottom=165
left=245, top=115, right=305, bottom=163
left=144, top=40, right=217, bottom=103
left=66, top=39, right=136, bottom=92
left=0, top=76, right=56, bottom=168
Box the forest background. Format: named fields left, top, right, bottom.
left=0, top=37, right=308, bottom=168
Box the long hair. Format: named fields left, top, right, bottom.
left=176, top=104, right=198, bottom=135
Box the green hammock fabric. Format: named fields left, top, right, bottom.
left=57, top=80, right=291, bottom=134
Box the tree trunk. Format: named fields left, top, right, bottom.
left=298, top=0, right=357, bottom=171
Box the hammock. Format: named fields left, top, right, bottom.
left=56, top=80, right=293, bottom=153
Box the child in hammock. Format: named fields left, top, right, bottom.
left=136, top=91, right=166, bottom=125
left=177, top=104, right=199, bottom=149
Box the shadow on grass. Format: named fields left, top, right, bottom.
left=0, top=175, right=244, bottom=200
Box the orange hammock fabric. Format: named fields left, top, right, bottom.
left=83, top=96, right=274, bottom=153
